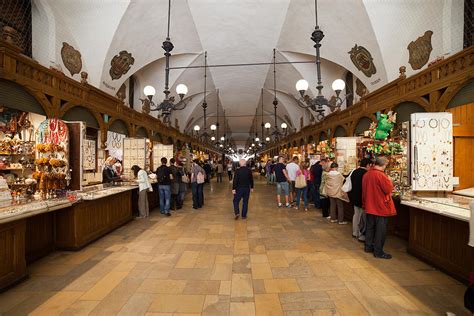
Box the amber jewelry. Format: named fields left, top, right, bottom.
left=440, top=118, right=450, bottom=129
left=416, top=119, right=426, bottom=129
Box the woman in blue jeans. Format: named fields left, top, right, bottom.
left=294, top=162, right=310, bottom=211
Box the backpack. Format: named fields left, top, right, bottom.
left=156, top=166, right=170, bottom=185
left=197, top=171, right=205, bottom=184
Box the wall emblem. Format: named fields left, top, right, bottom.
left=109, top=50, right=134, bottom=80
left=60, top=42, right=82, bottom=76
left=348, top=45, right=376, bottom=77
left=407, top=30, right=433, bottom=70
left=355, top=78, right=368, bottom=97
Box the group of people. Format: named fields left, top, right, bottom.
left=265, top=155, right=396, bottom=259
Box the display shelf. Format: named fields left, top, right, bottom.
left=401, top=194, right=472, bottom=222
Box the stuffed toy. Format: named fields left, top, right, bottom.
left=374, top=111, right=397, bottom=140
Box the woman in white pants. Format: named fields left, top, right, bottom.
left=132, top=165, right=152, bottom=218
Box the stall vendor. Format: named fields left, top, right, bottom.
left=102, top=156, right=121, bottom=183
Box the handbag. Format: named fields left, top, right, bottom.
left=181, top=174, right=190, bottom=183
left=342, top=169, right=355, bottom=193
left=295, top=172, right=307, bottom=189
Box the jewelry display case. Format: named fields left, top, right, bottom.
left=335, top=137, right=359, bottom=175
left=123, top=138, right=147, bottom=178
left=402, top=195, right=471, bottom=222
left=410, top=112, right=453, bottom=191
left=153, top=143, right=173, bottom=170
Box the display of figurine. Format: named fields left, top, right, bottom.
left=374, top=111, right=397, bottom=140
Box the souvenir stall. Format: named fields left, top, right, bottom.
left=316, top=139, right=335, bottom=160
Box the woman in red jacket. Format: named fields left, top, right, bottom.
left=362, top=157, right=396, bottom=259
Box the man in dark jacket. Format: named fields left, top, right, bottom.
left=232, top=159, right=254, bottom=220
left=156, top=157, right=172, bottom=216
left=310, top=159, right=324, bottom=208
left=203, top=161, right=212, bottom=183
left=347, top=158, right=373, bottom=241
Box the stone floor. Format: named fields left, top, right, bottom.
left=0, top=177, right=467, bottom=315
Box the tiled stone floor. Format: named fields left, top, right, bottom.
left=0, top=178, right=467, bottom=315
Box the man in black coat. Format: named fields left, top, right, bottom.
left=232, top=159, right=254, bottom=220
left=347, top=158, right=373, bottom=241
left=310, top=159, right=324, bottom=208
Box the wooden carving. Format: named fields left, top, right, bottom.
left=109, top=50, right=134, bottom=80
left=408, top=31, right=433, bottom=70
left=348, top=45, right=377, bottom=77
left=116, top=83, right=126, bottom=102
left=61, top=42, right=82, bottom=76
left=355, top=78, right=368, bottom=97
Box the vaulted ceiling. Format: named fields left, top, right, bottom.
left=32, top=0, right=464, bottom=148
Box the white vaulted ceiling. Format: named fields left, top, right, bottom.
left=32, top=0, right=464, bottom=147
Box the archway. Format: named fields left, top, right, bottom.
left=333, top=125, right=347, bottom=137
left=393, top=101, right=426, bottom=124
left=136, top=127, right=148, bottom=138
left=354, top=117, right=372, bottom=136
left=62, top=106, right=100, bottom=129
left=447, top=79, right=474, bottom=109
left=0, top=79, right=48, bottom=116
left=319, top=131, right=327, bottom=141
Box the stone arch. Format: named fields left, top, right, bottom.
left=0, top=79, right=53, bottom=117
left=333, top=125, right=347, bottom=137
left=319, top=131, right=328, bottom=141
left=353, top=117, right=373, bottom=136
left=136, top=126, right=148, bottom=138
left=446, top=79, right=474, bottom=109
left=108, top=118, right=129, bottom=136
left=61, top=105, right=102, bottom=129
left=392, top=101, right=426, bottom=124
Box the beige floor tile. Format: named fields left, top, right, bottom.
left=234, top=240, right=250, bottom=255
left=30, top=291, right=83, bottom=315
left=230, top=301, right=256, bottom=316
left=175, top=251, right=200, bottom=268
left=297, top=276, right=346, bottom=292
left=251, top=263, right=273, bottom=279
left=183, top=280, right=221, bottom=295
left=148, top=294, right=205, bottom=313
left=80, top=271, right=129, bottom=301
left=231, top=273, right=254, bottom=298
left=211, top=263, right=233, bottom=280
left=215, top=255, right=233, bottom=264
left=345, top=281, right=393, bottom=315
left=137, top=279, right=187, bottom=294
left=60, top=300, right=101, bottom=315
left=219, top=280, right=232, bottom=295
left=381, top=294, right=423, bottom=314
left=255, top=293, right=283, bottom=316
left=267, top=252, right=289, bottom=268
left=327, top=289, right=368, bottom=316
left=202, top=295, right=230, bottom=315
left=250, top=254, right=269, bottom=264
left=264, top=279, right=300, bottom=293
left=118, top=292, right=155, bottom=315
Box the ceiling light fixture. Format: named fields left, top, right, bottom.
left=142, top=0, right=190, bottom=125
left=294, top=0, right=351, bottom=121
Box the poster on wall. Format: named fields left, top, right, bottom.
left=410, top=112, right=453, bottom=191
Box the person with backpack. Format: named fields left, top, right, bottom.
left=190, top=159, right=205, bottom=209
left=346, top=158, right=373, bottom=241
left=155, top=157, right=172, bottom=216
left=294, top=161, right=310, bottom=211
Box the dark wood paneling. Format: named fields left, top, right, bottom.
left=0, top=219, right=27, bottom=291
left=56, top=191, right=133, bottom=250
left=25, top=212, right=55, bottom=263
left=408, top=206, right=474, bottom=284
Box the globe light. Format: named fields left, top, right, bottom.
left=193, top=125, right=200, bottom=131
left=266, top=137, right=270, bottom=141
left=295, top=79, right=309, bottom=92
left=281, top=122, right=288, bottom=129
left=252, top=143, right=255, bottom=147
left=210, top=124, right=217, bottom=131
left=211, top=136, right=215, bottom=141
left=143, top=85, right=156, bottom=97
left=220, top=136, right=225, bottom=141
left=332, top=79, right=345, bottom=92
left=255, top=137, right=260, bottom=142
left=176, top=84, right=188, bottom=95
left=264, top=122, right=271, bottom=129
left=219, top=144, right=223, bottom=148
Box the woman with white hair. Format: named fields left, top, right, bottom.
left=102, top=156, right=120, bottom=183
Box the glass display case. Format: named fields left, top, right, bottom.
left=402, top=194, right=472, bottom=222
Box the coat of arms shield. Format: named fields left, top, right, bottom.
left=61, top=42, right=82, bottom=76
left=348, top=45, right=377, bottom=78
left=407, top=31, right=433, bottom=70
left=109, top=50, right=135, bottom=80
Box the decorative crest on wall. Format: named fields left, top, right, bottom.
left=109, top=50, right=134, bottom=80
left=407, top=30, right=433, bottom=70
left=348, top=44, right=377, bottom=77
left=60, top=42, right=82, bottom=76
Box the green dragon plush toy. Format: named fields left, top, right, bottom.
left=374, top=111, right=397, bottom=140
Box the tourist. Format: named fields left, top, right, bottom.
left=363, top=156, right=396, bottom=259
left=273, top=156, right=291, bottom=207
left=265, top=159, right=273, bottom=184
left=131, top=165, right=152, bottom=218
left=324, top=162, right=348, bottom=224
left=169, top=158, right=181, bottom=210
left=227, top=161, right=233, bottom=182
left=294, top=161, right=310, bottom=211
left=310, top=159, right=323, bottom=208
left=232, top=159, right=254, bottom=219
left=203, top=160, right=212, bottom=183
left=155, top=157, right=172, bottom=216
left=347, top=158, right=373, bottom=241
left=216, top=160, right=224, bottom=183
left=286, top=156, right=300, bottom=204
left=102, top=156, right=119, bottom=183
left=177, top=162, right=187, bottom=209
left=190, top=159, right=206, bottom=209
left=319, top=159, right=330, bottom=218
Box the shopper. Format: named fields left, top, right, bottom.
left=232, top=159, right=254, bottom=219
left=265, top=159, right=273, bottom=184
left=203, top=160, right=212, bottom=183
left=216, top=160, right=224, bottom=183
left=227, top=161, right=233, bottom=182
left=169, top=158, right=180, bottom=210
left=131, top=165, right=152, bottom=218
left=324, top=162, right=348, bottom=224
left=286, top=156, right=300, bottom=204
left=294, top=161, right=310, bottom=211
left=177, top=162, right=188, bottom=209
left=347, top=158, right=373, bottom=241
left=319, top=159, right=330, bottom=217
left=190, top=159, right=206, bottom=209
left=273, top=156, right=291, bottom=207
left=310, top=159, right=323, bottom=208
left=363, top=157, right=396, bottom=259
left=156, top=157, right=172, bottom=216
